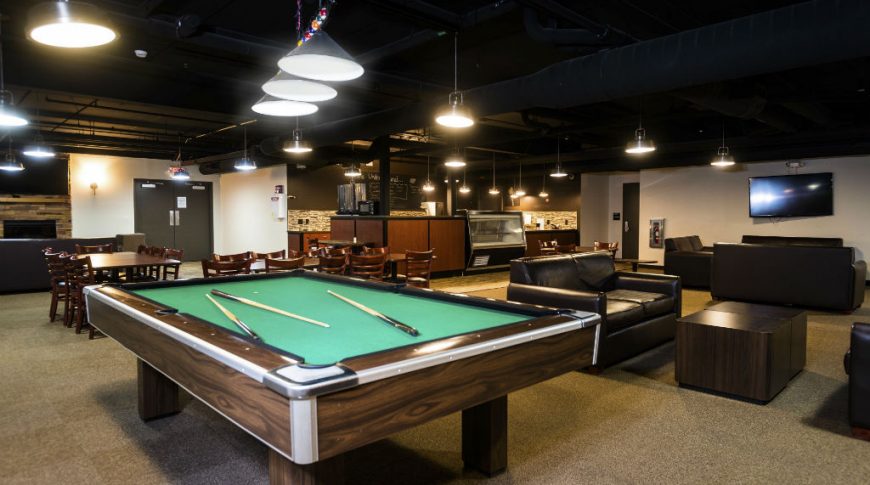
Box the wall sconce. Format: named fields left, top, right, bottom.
left=89, top=182, right=98, bottom=196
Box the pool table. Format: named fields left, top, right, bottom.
left=85, top=270, right=600, bottom=483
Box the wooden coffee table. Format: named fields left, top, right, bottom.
left=675, top=301, right=807, bottom=403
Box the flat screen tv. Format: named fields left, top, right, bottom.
left=0, top=157, right=69, bottom=195
left=748, top=172, right=833, bottom=218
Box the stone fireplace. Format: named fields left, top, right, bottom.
left=0, top=195, right=72, bottom=238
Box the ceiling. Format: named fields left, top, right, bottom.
left=1, top=0, right=869, bottom=177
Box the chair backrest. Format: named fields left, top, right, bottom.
left=318, top=254, right=347, bottom=274
left=201, top=258, right=252, bottom=278
left=163, top=248, right=184, bottom=260
left=75, top=243, right=113, bottom=254
left=212, top=251, right=252, bottom=262
left=287, top=249, right=302, bottom=258
left=137, top=244, right=148, bottom=254
left=405, top=250, right=434, bottom=279
left=252, top=249, right=286, bottom=260
left=46, top=252, right=70, bottom=281
left=265, top=256, right=304, bottom=273
left=66, top=256, right=95, bottom=290
left=350, top=253, right=386, bottom=279
left=363, top=246, right=389, bottom=255
left=147, top=246, right=166, bottom=257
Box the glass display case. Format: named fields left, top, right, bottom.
left=465, top=211, right=526, bottom=270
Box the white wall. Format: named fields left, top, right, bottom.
left=638, top=156, right=870, bottom=263
left=218, top=165, right=288, bottom=256
left=69, top=154, right=222, bottom=247
left=580, top=172, right=638, bottom=257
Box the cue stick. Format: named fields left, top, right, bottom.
left=326, top=290, right=419, bottom=337
left=210, top=289, right=330, bottom=328
left=205, top=294, right=261, bottom=340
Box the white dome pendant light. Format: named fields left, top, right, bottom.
left=234, top=126, right=256, bottom=171
left=0, top=15, right=28, bottom=127
left=278, top=31, right=363, bottom=82
left=27, top=1, right=117, bottom=48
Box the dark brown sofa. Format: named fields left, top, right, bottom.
left=507, top=252, right=681, bottom=368
left=711, top=239, right=866, bottom=312
left=845, top=322, right=870, bottom=439
left=664, top=235, right=713, bottom=288
left=0, top=237, right=115, bottom=293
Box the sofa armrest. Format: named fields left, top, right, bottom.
left=507, top=283, right=605, bottom=315
left=849, top=322, right=870, bottom=428
left=614, top=273, right=682, bottom=317
left=854, top=261, right=867, bottom=309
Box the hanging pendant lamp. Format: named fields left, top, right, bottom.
left=262, top=71, right=337, bottom=102
left=27, top=1, right=117, bottom=48
left=435, top=33, right=474, bottom=128
left=344, top=163, right=361, bottom=178
left=252, top=94, right=318, bottom=117
left=459, top=166, right=471, bottom=194
left=422, top=156, right=435, bottom=192
left=711, top=123, right=736, bottom=167
left=514, top=163, right=526, bottom=197
left=550, top=137, right=567, bottom=178
left=539, top=162, right=549, bottom=198
left=0, top=17, right=27, bottom=127
left=0, top=139, right=23, bottom=171
left=169, top=135, right=190, bottom=180
left=444, top=147, right=465, bottom=168
left=23, top=134, right=55, bottom=158
left=488, top=155, right=500, bottom=194
left=283, top=118, right=313, bottom=154
left=278, top=31, right=364, bottom=82
left=626, top=107, right=655, bottom=155
left=234, top=126, right=256, bottom=171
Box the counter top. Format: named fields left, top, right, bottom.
left=525, top=228, right=578, bottom=233
left=330, top=215, right=463, bottom=220
left=287, top=229, right=330, bottom=234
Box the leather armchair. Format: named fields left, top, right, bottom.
left=508, top=252, right=680, bottom=368
left=664, top=235, right=713, bottom=288
left=845, top=322, right=870, bottom=439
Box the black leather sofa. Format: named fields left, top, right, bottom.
left=741, top=234, right=844, bottom=247
left=711, top=239, right=866, bottom=312
left=0, top=237, right=115, bottom=293
left=508, top=252, right=681, bottom=368
left=845, top=322, right=870, bottom=438
left=664, top=235, right=713, bottom=288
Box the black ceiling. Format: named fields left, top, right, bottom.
left=1, top=0, right=869, bottom=176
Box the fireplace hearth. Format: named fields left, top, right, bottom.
left=3, top=220, right=58, bottom=239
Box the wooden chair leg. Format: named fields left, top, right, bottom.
left=74, top=301, right=85, bottom=334
left=49, top=289, right=59, bottom=321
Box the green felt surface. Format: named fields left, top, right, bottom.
left=131, top=277, right=531, bottom=365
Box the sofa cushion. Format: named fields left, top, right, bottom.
left=573, top=252, right=615, bottom=290
left=607, top=289, right=674, bottom=319
left=606, top=299, right=646, bottom=332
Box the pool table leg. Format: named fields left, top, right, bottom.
left=461, top=395, right=508, bottom=476
left=137, top=359, right=180, bottom=421
left=268, top=449, right=344, bottom=485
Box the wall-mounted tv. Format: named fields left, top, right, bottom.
left=748, top=172, right=833, bottom=218
left=0, top=157, right=69, bottom=195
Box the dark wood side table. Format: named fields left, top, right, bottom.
left=675, top=301, right=807, bottom=403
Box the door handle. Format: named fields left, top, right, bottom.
left=624, top=221, right=630, bottom=232
left=175, top=210, right=181, bottom=227
left=169, top=210, right=175, bottom=226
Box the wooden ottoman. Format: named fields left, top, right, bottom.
left=675, top=301, right=807, bottom=403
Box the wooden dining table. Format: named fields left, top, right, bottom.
left=79, top=252, right=181, bottom=282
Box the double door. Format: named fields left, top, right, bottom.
left=134, top=179, right=213, bottom=261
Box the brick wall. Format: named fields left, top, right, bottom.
left=0, top=195, right=72, bottom=238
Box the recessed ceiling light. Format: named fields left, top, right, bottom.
left=134, top=49, right=148, bottom=58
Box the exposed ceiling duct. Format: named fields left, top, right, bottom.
left=263, top=0, right=870, bottom=154
left=521, top=8, right=615, bottom=47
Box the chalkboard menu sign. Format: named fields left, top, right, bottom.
left=362, top=172, right=423, bottom=210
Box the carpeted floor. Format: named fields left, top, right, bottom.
left=2, top=271, right=869, bottom=484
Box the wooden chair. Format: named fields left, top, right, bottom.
left=350, top=253, right=386, bottom=280
left=162, top=248, right=183, bottom=280
left=212, top=251, right=252, bottom=262
left=287, top=249, right=302, bottom=259
left=65, top=256, right=95, bottom=335
left=555, top=243, right=577, bottom=254
left=400, top=250, right=434, bottom=288
left=317, top=254, right=347, bottom=275
left=593, top=241, right=619, bottom=258
left=265, top=256, right=305, bottom=273
left=201, top=259, right=252, bottom=278
left=75, top=243, right=113, bottom=254
left=44, top=250, right=71, bottom=323
left=363, top=245, right=390, bottom=255
left=252, top=249, right=286, bottom=260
